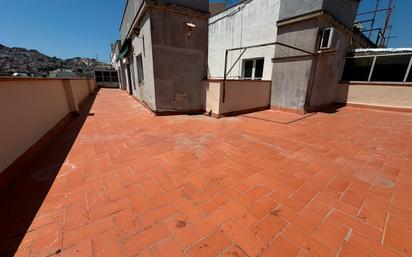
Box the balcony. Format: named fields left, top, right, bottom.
left=0, top=84, right=411, bottom=256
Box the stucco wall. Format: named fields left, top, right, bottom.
left=0, top=78, right=94, bottom=174
left=71, top=79, right=91, bottom=107
left=336, top=82, right=412, bottom=109
left=208, top=0, right=280, bottom=80
left=204, top=80, right=271, bottom=115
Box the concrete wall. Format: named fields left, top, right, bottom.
left=272, top=0, right=359, bottom=112
left=130, top=13, right=157, bottom=110
left=322, top=0, right=360, bottom=28
left=336, top=82, right=412, bottom=109
left=204, top=80, right=271, bottom=115
left=208, top=0, right=280, bottom=80
left=278, top=0, right=323, bottom=21
left=307, top=16, right=353, bottom=109
left=271, top=19, right=318, bottom=111
left=279, top=0, right=359, bottom=28
left=120, top=0, right=209, bottom=42
left=150, top=7, right=209, bottom=112
left=0, top=78, right=95, bottom=174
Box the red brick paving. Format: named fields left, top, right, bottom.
left=1, top=88, right=412, bottom=257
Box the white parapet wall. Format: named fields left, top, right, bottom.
left=0, top=78, right=96, bottom=175
left=335, top=82, right=412, bottom=110
left=204, top=80, right=271, bottom=116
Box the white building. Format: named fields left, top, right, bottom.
left=208, top=0, right=280, bottom=80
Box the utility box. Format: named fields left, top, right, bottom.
left=320, top=27, right=341, bottom=50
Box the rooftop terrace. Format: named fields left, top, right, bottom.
left=0, top=88, right=411, bottom=257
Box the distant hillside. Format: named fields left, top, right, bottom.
left=0, top=44, right=111, bottom=76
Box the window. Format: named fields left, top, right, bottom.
left=242, top=58, right=264, bottom=80
left=370, top=55, right=411, bottom=82
left=408, top=66, right=412, bottom=82
left=341, top=57, right=374, bottom=81
left=95, top=71, right=103, bottom=82
left=111, top=71, right=119, bottom=82
left=136, top=55, right=144, bottom=84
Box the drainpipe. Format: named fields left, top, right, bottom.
left=222, top=50, right=228, bottom=103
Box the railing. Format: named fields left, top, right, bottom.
left=341, top=53, right=412, bottom=83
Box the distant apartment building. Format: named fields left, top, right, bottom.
left=115, top=0, right=209, bottom=114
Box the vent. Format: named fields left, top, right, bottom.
left=320, top=28, right=340, bottom=50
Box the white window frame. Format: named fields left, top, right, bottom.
left=242, top=58, right=264, bottom=80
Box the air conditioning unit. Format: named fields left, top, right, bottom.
left=320, top=27, right=340, bottom=50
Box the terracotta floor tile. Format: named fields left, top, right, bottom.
left=186, top=231, right=231, bottom=257
left=311, top=218, right=349, bottom=253
left=383, top=217, right=412, bottom=256
left=92, top=229, right=123, bottom=257
left=282, top=224, right=336, bottom=257
left=357, top=202, right=388, bottom=230
left=260, top=235, right=300, bottom=257
left=60, top=239, right=93, bottom=257
left=153, top=237, right=185, bottom=257
left=338, top=242, right=374, bottom=257
left=222, top=220, right=265, bottom=257
left=123, top=223, right=170, bottom=257
left=329, top=210, right=383, bottom=242
left=2, top=89, right=412, bottom=257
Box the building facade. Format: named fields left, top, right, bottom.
left=208, top=0, right=363, bottom=113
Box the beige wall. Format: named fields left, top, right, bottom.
left=71, top=80, right=91, bottom=106
left=0, top=78, right=95, bottom=173
left=336, top=82, right=412, bottom=109
left=204, top=80, right=271, bottom=115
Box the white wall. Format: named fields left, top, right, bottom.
left=130, top=14, right=157, bottom=110
left=208, top=0, right=280, bottom=80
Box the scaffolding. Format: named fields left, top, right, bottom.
left=355, top=0, right=396, bottom=47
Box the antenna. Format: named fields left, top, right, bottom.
left=356, top=0, right=396, bottom=48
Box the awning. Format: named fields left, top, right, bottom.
left=116, top=39, right=131, bottom=61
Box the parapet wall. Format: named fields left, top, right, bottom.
left=335, top=82, right=412, bottom=111
left=0, top=78, right=96, bottom=182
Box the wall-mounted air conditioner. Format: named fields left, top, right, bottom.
left=320, top=27, right=340, bottom=50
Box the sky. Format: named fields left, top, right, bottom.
left=0, top=0, right=126, bottom=63
left=0, top=0, right=411, bottom=63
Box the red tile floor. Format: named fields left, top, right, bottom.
left=1, top=88, right=412, bottom=257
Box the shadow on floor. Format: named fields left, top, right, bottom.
left=0, top=89, right=99, bottom=257
left=312, top=103, right=347, bottom=114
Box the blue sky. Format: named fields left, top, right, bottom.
left=0, top=0, right=126, bottom=63
left=0, top=0, right=411, bottom=63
